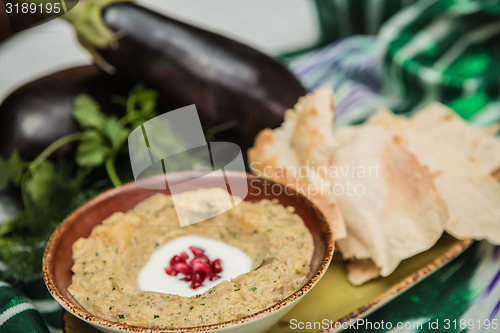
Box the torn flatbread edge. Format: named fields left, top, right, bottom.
left=248, top=88, right=346, bottom=240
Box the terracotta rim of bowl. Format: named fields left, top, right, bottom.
left=43, top=171, right=334, bottom=332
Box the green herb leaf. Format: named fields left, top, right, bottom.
left=25, top=161, right=56, bottom=204
left=131, top=84, right=157, bottom=118
left=73, top=95, right=105, bottom=129
left=76, top=131, right=110, bottom=167
left=101, top=116, right=129, bottom=149
left=0, top=151, right=25, bottom=187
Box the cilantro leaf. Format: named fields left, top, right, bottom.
left=101, top=116, right=129, bottom=149
left=76, top=131, right=111, bottom=167
left=25, top=161, right=55, bottom=204
left=0, top=85, right=166, bottom=286
left=0, top=151, right=25, bottom=187
left=73, top=95, right=106, bottom=129
left=124, top=85, right=159, bottom=129
left=131, top=84, right=158, bottom=119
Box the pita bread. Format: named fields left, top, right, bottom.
left=369, top=109, right=500, bottom=244
left=347, top=259, right=381, bottom=286
left=333, top=125, right=448, bottom=277
left=410, top=103, right=500, bottom=174
left=249, top=88, right=500, bottom=286
left=248, top=88, right=346, bottom=240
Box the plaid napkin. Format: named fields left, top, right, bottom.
left=2, top=1, right=500, bottom=332
left=0, top=282, right=49, bottom=333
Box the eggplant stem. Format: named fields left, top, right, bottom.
left=62, top=0, right=132, bottom=73
left=105, top=155, right=122, bottom=187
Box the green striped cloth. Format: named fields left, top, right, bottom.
left=379, top=0, right=500, bottom=123
left=0, top=282, right=49, bottom=333
left=312, top=0, right=418, bottom=44
left=292, top=0, right=500, bottom=125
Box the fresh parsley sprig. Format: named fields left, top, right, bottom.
left=73, top=84, right=158, bottom=187
left=0, top=84, right=159, bottom=285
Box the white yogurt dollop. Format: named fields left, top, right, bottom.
left=138, top=235, right=252, bottom=297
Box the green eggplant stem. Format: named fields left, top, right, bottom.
left=62, top=0, right=133, bottom=73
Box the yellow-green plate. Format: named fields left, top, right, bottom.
left=62, top=235, right=471, bottom=333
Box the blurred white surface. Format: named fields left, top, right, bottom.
left=0, top=0, right=318, bottom=100
left=142, top=0, right=319, bottom=51
left=0, top=19, right=91, bottom=100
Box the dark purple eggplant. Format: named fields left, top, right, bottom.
left=91, top=2, right=306, bottom=147
left=0, top=65, right=127, bottom=160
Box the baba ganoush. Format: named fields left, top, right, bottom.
left=68, top=189, right=314, bottom=328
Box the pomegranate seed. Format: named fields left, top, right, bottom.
left=192, top=272, right=205, bottom=283
left=173, top=263, right=192, bottom=275
left=169, top=255, right=185, bottom=266
left=211, top=259, right=223, bottom=273
left=190, top=281, right=202, bottom=289
left=197, top=254, right=210, bottom=261
left=165, top=246, right=223, bottom=289
left=189, top=246, right=204, bottom=256
left=165, top=266, right=177, bottom=276
left=191, top=256, right=210, bottom=266
left=192, top=261, right=211, bottom=274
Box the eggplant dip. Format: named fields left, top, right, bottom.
left=68, top=188, right=314, bottom=328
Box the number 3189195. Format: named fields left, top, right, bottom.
left=5, top=1, right=62, bottom=14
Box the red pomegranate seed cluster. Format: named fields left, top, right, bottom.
left=165, top=246, right=223, bottom=289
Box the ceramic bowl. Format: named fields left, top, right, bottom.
left=43, top=171, right=334, bottom=333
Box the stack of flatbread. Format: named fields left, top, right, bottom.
left=248, top=88, right=500, bottom=285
